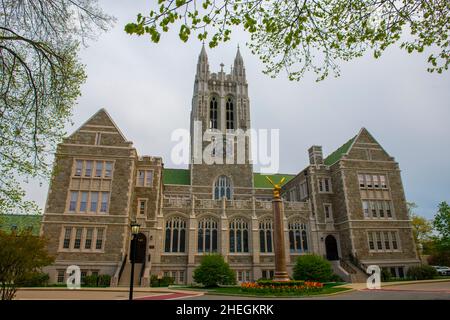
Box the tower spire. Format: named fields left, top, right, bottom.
left=233, top=44, right=245, bottom=80
left=196, top=43, right=209, bottom=80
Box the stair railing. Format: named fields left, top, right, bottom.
left=139, top=259, right=146, bottom=286
left=118, top=254, right=128, bottom=283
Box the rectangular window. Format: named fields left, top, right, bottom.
left=164, top=271, right=169, bottom=278
left=385, top=201, right=392, bottom=217
left=90, top=192, right=98, bottom=212
left=69, top=192, right=78, bottom=212
left=318, top=179, right=323, bottom=192
left=380, top=175, right=387, bottom=188
left=95, top=161, right=103, bottom=177
left=95, top=132, right=101, bottom=145
left=171, top=271, right=177, bottom=281
left=262, top=270, right=267, bottom=279
left=80, top=192, right=88, bottom=212
left=237, top=271, right=243, bottom=282
left=85, top=161, right=93, bottom=177
left=368, top=232, right=375, bottom=250
left=75, top=160, right=83, bottom=176
left=371, top=201, right=377, bottom=218
left=85, top=228, right=93, bottom=249
left=376, top=232, right=383, bottom=250
left=358, top=174, right=365, bottom=188
left=391, top=232, right=398, bottom=250
left=324, top=204, right=332, bottom=219
left=81, top=271, right=87, bottom=284
left=74, top=228, right=83, bottom=249
left=362, top=201, right=369, bottom=217
left=96, top=228, right=104, bottom=250
left=137, top=170, right=145, bottom=186
left=324, top=179, right=330, bottom=192
left=57, top=270, right=65, bottom=283
left=378, top=201, right=385, bottom=217
left=100, top=192, right=109, bottom=213
left=104, top=162, right=113, bottom=178
left=63, top=227, right=72, bottom=249
left=146, top=171, right=153, bottom=186
left=373, top=175, right=379, bottom=188
left=138, top=200, right=146, bottom=215
left=179, top=271, right=185, bottom=284
left=365, top=175, right=372, bottom=188
left=384, top=232, right=390, bottom=250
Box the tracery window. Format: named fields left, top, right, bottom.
left=226, top=97, right=234, bottom=129
left=209, top=97, right=218, bottom=129
left=164, top=217, right=187, bottom=253
left=198, top=217, right=218, bottom=253
left=288, top=221, right=308, bottom=252
left=229, top=218, right=249, bottom=253
left=214, top=175, right=232, bottom=200
left=259, top=219, right=273, bottom=253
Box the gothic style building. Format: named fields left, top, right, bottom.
left=41, top=46, right=419, bottom=285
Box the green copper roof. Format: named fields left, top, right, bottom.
left=163, top=168, right=191, bottom=185
left=0, top=214, right=42, bottom=236
left=324, top=136, right=356, bottom=166
left=253, top=173, right=296, bottom=189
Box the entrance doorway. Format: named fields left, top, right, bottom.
left=130, top=233, right=147, bottom=263
left=325, top=235, right=339, bottom=261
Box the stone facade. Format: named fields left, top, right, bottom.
left=41, top=46, right=419, bottom=285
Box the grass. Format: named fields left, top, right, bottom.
left=177, top=282, right=351, bottom=297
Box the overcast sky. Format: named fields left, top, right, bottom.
left=23, top=1, right=450, bottom=219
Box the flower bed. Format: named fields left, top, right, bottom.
left=241, top=280, right=324, bottom=294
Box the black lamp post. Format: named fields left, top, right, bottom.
left=129, top=220, right=140, bottom=300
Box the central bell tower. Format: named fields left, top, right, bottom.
left=189, top=45, right=254, bottom=194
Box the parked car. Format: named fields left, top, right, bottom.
left=432, top=266, right=450, bottom=276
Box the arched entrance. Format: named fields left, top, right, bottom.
left=325, top=235, right=339, bottom=261
left=130, top=233, right=147, bottom=263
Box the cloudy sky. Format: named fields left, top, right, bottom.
left=24, top=1, right=449, bottom=219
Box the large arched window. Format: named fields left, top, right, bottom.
left=164, top=217, right=187, bottom=253
left=198, top=217, right=218, bottom=253
left=229, top=218, right=249, bottom=253
left=288, top=220, right=308, bottom=253
left=226, top=97, right=234, bottom=130
left=214, top=175, right=232, bottom=200
left=259, top=219, right=273, bottom=253
left=209, top=97, right=218, bottom=129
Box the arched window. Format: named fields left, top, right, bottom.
left=198, top=217, right=218, bottom=253
left=229, top=218, right=249, bottom=253
left=288, top=221, right=308, bottom=253
left=209, top=97, right=218, bottom=129
left=226, top=97, right=234, bottom=129
left=164, top=217, right=187, bottom=253
left=259, top=219, right=273, bottom=253
left=214, top=175, right=232, bottom=200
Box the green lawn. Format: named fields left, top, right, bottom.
left=176, top=282, right=351, bottom=297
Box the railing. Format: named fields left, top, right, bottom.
left=118, top=254, right=127, bottom=283
left=349, top=253, right=367, bottom=274
left=284, top=201, right=309, bottom=211
left=340, top=259, right=356, bottom=274
left=226, top=199, right=252, bottom=209
left=139, top=259, right=146, bottom=286
left=163, top=197, right=191, bottom=208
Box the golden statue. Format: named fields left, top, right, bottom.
left=265, top=176, right=286, bottom=199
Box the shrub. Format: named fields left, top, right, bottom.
left=150, top=275, right=175, bottom=287
left=406, top=265, right=438, bottom=280
left=381, top=268, right=392, bottom=282
left=293, top=254, right=335, bottom=282
left=193, top=254, right=236, bottom=287
left=19, top=272, right=50, bottom=287
left=83, top=274, right=111, bottom=287
left=427, top=251, right=450, bottom=267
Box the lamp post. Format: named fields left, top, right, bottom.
left=129, top=220, right=140, bottom=300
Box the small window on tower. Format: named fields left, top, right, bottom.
left=226, top=97, right=234, bottom=129
left=209, top=97, right=218, bottom=129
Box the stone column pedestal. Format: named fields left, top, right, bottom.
left=272, top=198, right=290, bottom=281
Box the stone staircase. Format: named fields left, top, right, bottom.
left=331, top=259, right=368, bottom=283
left=118, top=262, right=142, bottom=286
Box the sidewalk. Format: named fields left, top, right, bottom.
left=336, top=278, right=450, bottom=290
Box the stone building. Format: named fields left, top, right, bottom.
left=40, top=46, right=419, bottom=285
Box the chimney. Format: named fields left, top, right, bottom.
left=308, top=146, right=323, bottom=165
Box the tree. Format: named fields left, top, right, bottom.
left=125, top=0, right=449, bottom=82
left=0, top=230, right=54, bottom=300
left=0, top=1, right=114, bottom=214
left=293, top=254, right=335, bottom=282
left=433, top=201, right=450, bottom=250
left=408, top=202, right=433, bottom=250
left=193, top=254, right=236, bottom=287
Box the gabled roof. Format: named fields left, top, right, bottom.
left=253, top=173, right=296, bottom=189
left=67, top=108, right=128, bottom=142
left=163, top=168, right=190, bottom=185
left=0, top=214, right=42, bottom=236
left=323, top=136, right=356, bottom=166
